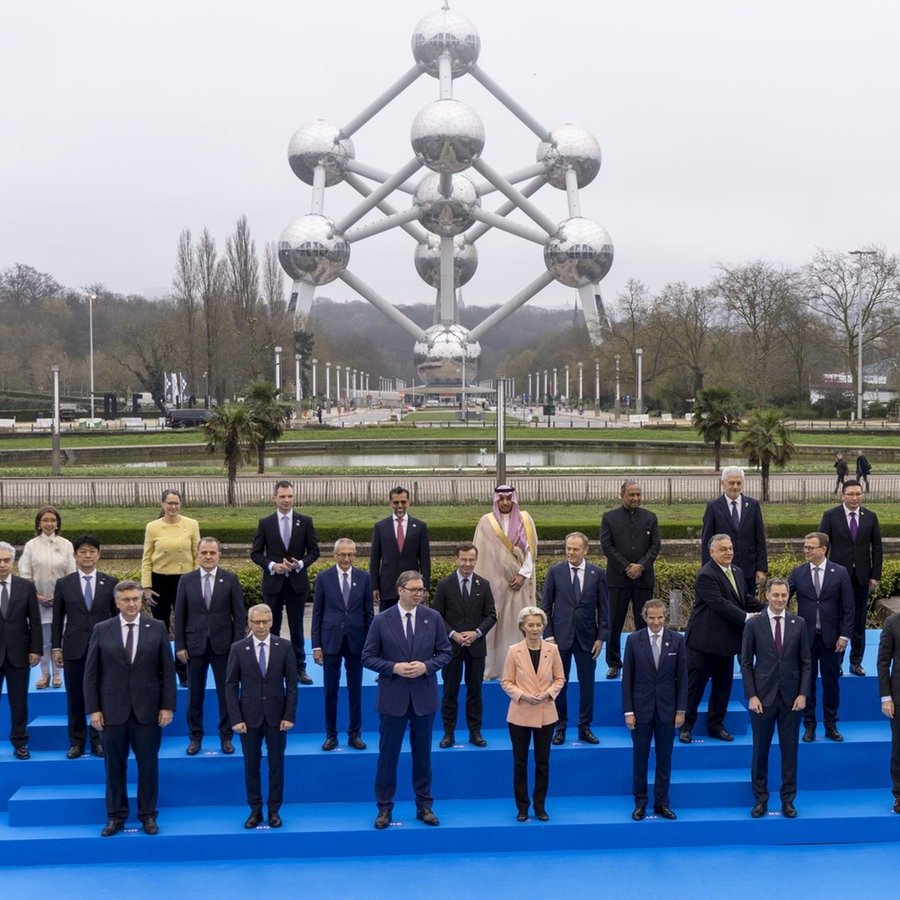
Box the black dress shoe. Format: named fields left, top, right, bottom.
left=416, top=808, right=440, bottom=826
left=374, top=809, right=392, bottom=829
left=101, top=819, right=124, bottom=837
left=825, top=726, right=844, bottom=742
left=708, top=727, right=734, bottom=742
left=91, top=743, right=104, bottom=758
left=678, top=729, right=692, bottom=744
left=578, top=729, right=600, bottom=745
left=178, top=676, right=189, bottom=688
left=469, top=732, right=487, bottom=747
left=439, top=733, right=455, bottom=749
left=781, top=801, right=797, bottom=818
left=186, top=740, right=201, bottom=755
left=850, top=664, right=866, bottom=676
left=142, top=817, right=159, bottom=835
left=516, top=810, right=528, bottom=822
left=66, top=745, right=84, bottom=759
left=631, top=806, right=646, bottom=821
left=268, top=812, right=283, bottom=828
left=751, top=801, right=767, bottom=818
left=245, top=810, right=263, bottom=828
left=298, top=668, right=313, bottom=685
left=893, top=799, right=900, bottom=814
left=13, top=746, right=30, bottom=760
left=551, top=728, right=566, bottom=745
left=322, top=736, right=338, bottom=751
left=606, top=666, right=621, bottom=679
left=220, top=738, right=235, bottom=754
left=802, top=726, right=816, bottom=743
left=348, top=735, right=367, bottom=750
left=654, top=805, right=677, bottom=820
left=534, top=809, right=550, bottom=822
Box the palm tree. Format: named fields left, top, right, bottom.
left=737, top=408, right=796, bottom=502
left=202, top=405, right=260, bottom=506
left=691, top=387, right=742, bottom=472
left=244, top=380, right=290, bottom=474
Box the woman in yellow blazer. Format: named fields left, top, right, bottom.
left=502, top=606, right=565, bottom=822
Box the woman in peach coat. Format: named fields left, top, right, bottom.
left=502, top=606, right=565, bottom=822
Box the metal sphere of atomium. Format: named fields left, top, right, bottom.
left=411, top=99, right=485, bottom=174
left=277, top=215, right=350, bottom=285
left=543, top=217, right=614, bottom=287
left=411, top=7, right=481, bottom=77
left=414, top=172, right=481, bottom=236
left=414, top=234, right=478, bottom=288
left=536, top=124, right=602, bottom=190
left=413, top=324, right=481, bottom=386
left=287, top=120, right=355, bottom=187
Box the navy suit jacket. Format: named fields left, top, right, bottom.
left=622, top=627, right=688, bottom=725
left=226, top=635, right=298, bottom=728
left=311, top=565, right=374, bottom=656
left=788, top=562, right=854, bottom=648
left=877, top=614, right=900, bottom=701
left=0, top=576, right=42, bottom=667
left=250, top=511, right=320, bottom=595
left=369, top=515, right=431, bottom=600
left=83, top=615, right=177, bottom=725
left=51, top=570, right=118, bottom=660
left=700, top=493, right=768, bottom=575
left=431, top=571, right=496, bottom=660
left=173, top=568, right=245, bottom=657
left=362, top=604, right=451, bottom=717
left=541, top=560, right=609, bottom=653
left=740, top=610, right=811, bottom=707
left=819, top=505, right=883, bottom=585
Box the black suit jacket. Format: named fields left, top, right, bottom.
left=740, top=610, right=811, bottom=707
left=700, top=493, right=768, bottom=575
left=599, top=506, right=660, bottom=590
left=541, top=560, right=608, bottom=653
left=431, top=571, right=496, bottom=660
left=311, top=565, right=374, bottom=656
left=877, top=614, right=900, bottom=701
left=173, top=568, right=245, bottom=657
left=51, top=570, right=119, bottom=660
left=0, top=576, right=42, bottom=667
left=788, top=562, right=854, bottom=648
left=226, top=636, right=298, bottom=728
left=250, top=511, right=320, bottom=595
left=622, top=627, right=688, bottom=724
left=369, top=514, right=431, bottom=600
left=819, top=505, right=883, bottom=585
left=83, top=615, right=177, bottom=725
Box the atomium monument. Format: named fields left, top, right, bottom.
left=279, top=3, right=613, bottom=388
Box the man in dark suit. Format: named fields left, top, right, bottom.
left=599, top=480, right=661, bottom=679
left=622, top=599, right=687, bottom=821
left=226, top=603, right=298, bottom=829
left=84, top=580, right=177, bottom=836
left=819, top=480, right=882, bottom=676
left=251, top=479, right=320, bottom=684
left=362, top=570, right=451, bottom=829
left=788, top=532, right=854, bottom=743
left=741, top=578, right=811, bottom=818
left=51, top=534, right=118, bottom=759
left=174, top=536, right=245, bottom=756
left=700, top=466, right=768, bottom=596
left=0, top=542, right=42, bottom=759
left=542, top=532, right=608, bottom=746
left=682, top=534, right=765, bottom=743
left=431, top=542, right=496, bottom=748
left=876, top=613, right=900, bottom=813
left=369, top=486, right=431, bottom=611
left=311, top=538, right=374, bottom=751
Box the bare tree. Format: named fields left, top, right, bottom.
left=196, top=228, right=229, bottom=406
left=172, top=229, right=199, bottom=395
left=0, top=263, right=62, bottom=305
left=225, top=214, right=264, bottom=384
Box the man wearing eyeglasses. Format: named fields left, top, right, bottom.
left=362, top=571, right=452, bottom=830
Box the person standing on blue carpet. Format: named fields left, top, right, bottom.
left=876, top=613, right=900, bottom=814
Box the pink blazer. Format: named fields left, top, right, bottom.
left=502, top=639, right=566, bottom=727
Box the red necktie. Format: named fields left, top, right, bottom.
left=396, top=517, right=405, bottom=551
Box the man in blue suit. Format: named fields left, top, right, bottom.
left=542, top=532, right=608, bottom=745
left=700, top=466, right=768, bottom=596
left=622, top=599, right=687, bottom=821
left=311, top=538, right=374, bottom=751
left=741, top=578, right=811, bottom=819
left=174, top=537, right=245, bottom=755
left=788, top=532, right=853, bottom=743
left=362, top=570, right=451, bottom=829
left=226, top=603, right=298, bottom=829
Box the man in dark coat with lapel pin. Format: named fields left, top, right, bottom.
left=311, top=538, right=374, bottom=751
left=542, top=532, right=608, bottom=745
left=174, top=536, right=245, bottom=755
left=876, top=612, right=900, bottom=813
left=622, top=598, right=687, bottom=821
left=226, top=602, right=298, bottom=829
left=431, top=542, right=496, bottom=748
left=741, top=578, right=811, bottom=818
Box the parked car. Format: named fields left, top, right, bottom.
left=165, top=408, right=213, bottom=428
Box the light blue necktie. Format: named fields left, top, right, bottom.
left=83, top=575, right=93, bottom=611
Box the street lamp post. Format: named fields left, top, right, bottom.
left=849, top=249, right=877, bottom=420
left=274, top=346, right=283, bottom=391
left=51, top=365, right=61, bottom=476
left=311, top=358, right=318, bottom=401
left=326, top=362, right=331, bottom=404
left=615, top=354, right=621, bottom=419
left=594, top=359, right=600, bottom=411
left=88, top=293, right=97, bottom=420
left=578, top=361, right=584, bottom=405
left=295, top=354, right=302, bottom=404
left=636, top=348, right=644, bottom=415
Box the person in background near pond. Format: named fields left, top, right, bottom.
left=18, top=505, right=75, bottom=689
left=855, top=450, right=871, bottom=493
left=833, top=452, right=848, bottom=495
left=141, top=489, right=200, bottom=687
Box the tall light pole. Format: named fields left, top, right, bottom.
left=311, top=358, right=318, bottom=400
left=578, top=361, right=584, bottom=404
left=274, top=346, right=283, bottom=391
left=849, top=249, right=877, bottom=420
left=294, top=354, right=302, bottom=404
left=88, top=293, right=97, bottom=419
left=594, top=359, right=600, bottom=411
left=615, top=353, right=621, bottom=419
left=326, top=362, right=332, bottom=404
left=636, top=347, right=644, bottom=415
left=51, top=365, right=61, bottom=476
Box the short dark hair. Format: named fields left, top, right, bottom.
left=72, top=534, right=101, bottom=552
left=455, top=542, right=477, bottom=557
left=842, top=480, right=862, bottom=491
left=389, top=486, right=409, bottom=500
left=273, top=480, right=294, bottom=492
left=396, top=570, right=424, bottom=591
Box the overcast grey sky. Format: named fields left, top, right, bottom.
left=3, top=0, right=897, bottom=315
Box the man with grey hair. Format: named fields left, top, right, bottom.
left=0, top=541, right=42, bottom=759
left=700, top=466, right=767, bottom=598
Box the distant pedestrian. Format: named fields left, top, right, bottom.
left=855, top=450, right=871, bottom=492
left=833, top=452, right=848, bottom=495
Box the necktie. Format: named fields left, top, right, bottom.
left=813, top=566, right=821, bottom=598
left=83, top=575, right=93, bottom=610
left=731, top=500, right=740, bottom=529
left=203, top=573, right=212, bottom=608
left=0, top=580, right=7, bottom=619
left=572, top=567, right=582, bottom=600
left=258, top=641, right=267, bottom=674
left=462, top=576, right=470, bottom=601
left=125, top=622, right=135, bottom=664
left=774, top=615, right=783, bottom=657
left=849, top=511, right=858, bottom=541
left=342, top=571, right=351, bottom=607
left=396, top=517, right=405, bottom=552
left=281, top=515, right=291, bottom=550
left=725, top=567, right=738, bottom=595
left=405, top=611, right=414, bottom=653
left=652, top=632, right=661, bottom=668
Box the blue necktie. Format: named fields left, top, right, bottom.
left=342, top=571, right=351, bottom=608
left=83, top=575, right=93, bottom=611
left=571, top=567, right=581, bottom=600
left=258, top=641, right=267, bottom=675
left=731, top=500, right=740, bottom=530
left=281, top=515, right=291, bottom=550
